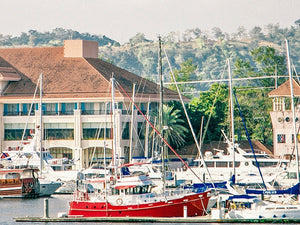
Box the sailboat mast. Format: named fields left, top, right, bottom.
left=228, top=59, right=236, bottom=181
left=286, top=40, right=300, bottom=184
left=129, top=83, right=136, bottom=162
left=39, top=73, right=43, bottom=176
left=111, top=76, right=117, bottom=172
left=158, top=36, right=166, bottom=191
left=159, top=36, right=164, bottom=136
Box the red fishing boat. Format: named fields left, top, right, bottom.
left=68, top=173, right=211, bottom=217
left=0, top=168, right=39, bottom=198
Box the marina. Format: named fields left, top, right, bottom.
left=6, top=195, right=300, bottom=224
left=0, top=29, right=300, bottom=224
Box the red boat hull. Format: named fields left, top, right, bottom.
left=68, top=191, right=210, bottom=217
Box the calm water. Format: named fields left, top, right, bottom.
left=0, top=194, right=298, bottom=225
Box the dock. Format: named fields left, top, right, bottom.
left=14, top=216, right=300, bottom=223
left=14, top=199, right=300, bottom=223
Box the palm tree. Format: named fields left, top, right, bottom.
left=157, top=104, right=189, bottom=149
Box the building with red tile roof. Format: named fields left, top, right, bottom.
left=0, top=40, right=180, bottom=169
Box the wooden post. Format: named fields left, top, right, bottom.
left=44, top=198, right=49, bottom=218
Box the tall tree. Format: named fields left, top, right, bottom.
left=151, top=104, right=188, bottom=150
left=189, top=83, right=229, bottom=143
left=168, top=58, right=197, bottom=94
left=232, top=46, right=285, bottom=145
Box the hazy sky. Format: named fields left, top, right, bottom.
left=2, top=0, right=299, bottom=43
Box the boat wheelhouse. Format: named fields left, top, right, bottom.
left=0, top=168, right=39, bottom=198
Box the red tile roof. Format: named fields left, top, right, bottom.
left=0, top=46, right=181, bottom=102
left=268, top=79, right=300, bottom=97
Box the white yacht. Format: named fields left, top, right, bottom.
left=173, top=143, right=289, bottom=184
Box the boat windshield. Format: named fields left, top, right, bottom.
left=251, top=161, right=278, bottom=167
left=112, top=185, right=151, bottom=195
left=4, top=172, right=20, bottom=179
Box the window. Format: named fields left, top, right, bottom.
left=44, top=103, right=57, bottom=115
left=99, top=102, right=109, bottom=115
left=4, top=123, right=35, bottom=140
left=3, top=104, right=19, bottom=116
left=229, top=162, right=241, bottom=168
left=61, top=103, right=76, bottom=115
left=122, top=122, right=130, bottom=139
left=49, top=147, right=73, bottom=159
left=277, top=134, right=286, bottom=143
left=205, top=162, right=214, bottom=167
left=137, top=122, right=145, bottom=140
left=82, top=122, right=112, bottom=140
left=22, top=103, right=36, bottom=116
left=137, top=102, right=148, bottom=115
left=44, top=123, right=74, bottom=140
left=81, top=103, right=94, bottom=115
left=216, top=161, right=228, bottom=168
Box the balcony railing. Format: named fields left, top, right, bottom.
left=4, top=111, right=35, bottom=116
left=4, top=109, right=154, bottom=116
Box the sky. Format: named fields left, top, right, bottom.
left=1, top=0, right=300, bottom=44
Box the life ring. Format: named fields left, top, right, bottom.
left=116, top=198, right=123, bottom=205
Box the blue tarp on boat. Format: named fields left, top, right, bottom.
left=246, top=183, right=300, bottom=195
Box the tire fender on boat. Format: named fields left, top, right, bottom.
left=25, top=184, right=32, bottom=193
left=116, top=198, right=123, bottom=205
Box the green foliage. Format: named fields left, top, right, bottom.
left=151, top=103, right=189, bottom=149
left=168, top=58, right=197, bottom=94
left=189, top=83, right=229, bottom=143
left=129, top=33, right=152, bottom=45
left=0, top=28, right=119, bottom=47
left=250, top=46, right=286, bottom=86
left=161, top=104, right=189, bottom=148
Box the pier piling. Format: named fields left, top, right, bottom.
left=43, top=198, right=49, bottom=218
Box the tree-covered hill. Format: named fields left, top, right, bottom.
left=0, top=28, right=120, bottom=47
left=98, top=25, right=300, bottom=93
left=0, top=24, right=299, bottom=92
